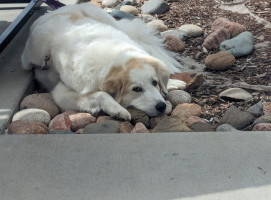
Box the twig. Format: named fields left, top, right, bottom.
left=232, top=82, right=271, bottom=92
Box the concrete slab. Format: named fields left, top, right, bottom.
left=0, top=132, right=270, bottom=200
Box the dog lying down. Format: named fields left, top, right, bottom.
left=21, top=3, right=186, bottom=120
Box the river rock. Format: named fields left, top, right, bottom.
left=216, top=124, right=239, bottom=132
left=220, top=31, right=254, bottom=58
left=149, top=116, right=165, bottom=129
left=49, top=114, right=72, bottom=131
left=147, top=20, right=168, bottom=32
left=102, top=0, right=120, bottom=6
left=171, top=103, right=202, bottom=119
left=160, top=30, right=188, bottom=41
left=110, top=10, right=136, bottom=20
left=165, top=35, right=186, bottom=52
left=189, top=122, right=213, bottom=132
left=120, top=121, right=134, bottom=133
left=246, top=101, right=263, bottom=117
left=120, top=5, right=139, bottom=15
left=20, top=93, right=59, bottom=118
left=252, top=123, right=271, bottom=131
left=186, top=116, right=206, bottom=127
left=166, top=90, right=191, bottom=107
left=165, top=100, right=172, bottom=115
left=96, top=115, right=112, bottom=123
left=263, top=102, right=271, bottom=115
left=253, top=114, right=271, bottom=125
left=219, top=88, right=253, bottom=101
left=69, top=113, right=96, bottom=132
left=202, top=27, right=230, bottom=50
left=204, top=51, right=235, bottom=71
left=83, top=120, right=120, bottom=133
left=152, top=116, right=191, bottom=132
left=131, top=122, right=150, bottom=133
left=179, top=24, right=203, bottom=37
left=141, top=0, right=170, bottom=15
left=127, top=108, right=149, bottom=127
left=220, top=105, right=255, bottom=129
left=170, top=72, right=204, bottom=91
left=8, top=120, right=48, bottom=134
left=12, top=108, right=51, bottom=125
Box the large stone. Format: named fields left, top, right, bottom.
left=127, top=108, right=150, bottom=127
left=141, top=0, right=170, bottom=15
left=219, top=88, right=253, bottom=101
left=160, top=30, right=188, bottom=41
left=131, top=122, right=150, bottom=133
left=216, top=124, right=239, bottom=132
left=83, top=120, right=120, bottom=133
left=165, top=35, right=186, bottom=52
left=252, top=123, right=271, bottom=131
left=69, top=113, right=96, bottom=132
left=171, top=103, right=202, bottom=119
left=8, top=120, right=48, bottom=134
left=220, top=105, right=255, bottom=130
left=20, top=93, right=59, bottom=118
left=49, top=114, right=72, bottom=131
left=202, top=27, right=230, bottom=50
left=179, top=24, right=203, bottom=37
left=246, top=101, right=263, bottom=117
left=166, top=90, right=191, bottom=107
left=147, top=20, right=168, bottom=32
left=12, top=108, right=51, bottom=125
left=189, top=122, right=214, bottom=132
left=152, top=116, right=192, bottom=132
left=204, top=51, right=235, bottom=71
left=170, top=72, right=204, bottom=91
left=110, top=10, right=136, bottom=20
left=120, top=121, right=134, bottom=133
left=220, top=31, right=254, bottom=58
left=120, top=5, right=139, bottom=15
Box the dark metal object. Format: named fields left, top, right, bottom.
left=0, top=0, right=42, bottom=53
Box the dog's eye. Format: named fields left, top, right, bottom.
left=132, top=87, right=143, bottom=92
left=152, top=80, right=158, bottom=86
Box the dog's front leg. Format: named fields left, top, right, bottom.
left=51, top=82, right=131, bottom=120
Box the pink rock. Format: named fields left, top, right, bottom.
left=69, top=113, right=96, bottom=132
left=62, top=110, right=78, bottom=116
left=96, top=116, right=112, bottom=123
left=172, top=103, right=202, bottom=119
left=263, top=102, right=271, bottom=115
left=8, top=120, right=48, bottom=134
left=186, top=116, right=206, bottom=127
left=252, top=123, right=271, bottom=131
left=131, top=122, right=150, bottom=133
left=149, top=116, right=165, bottom=129
left=202, top=27, right=230, bottom=50
left=165, top=35, right=186, bottom=52
left=49, top=114, right=72, bottom=131
left=120, top=121, right=134, bottom=133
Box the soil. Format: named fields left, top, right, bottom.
left=154, top=0, right=271, bottom=123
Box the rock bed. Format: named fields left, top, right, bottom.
left=6, top=0, right=271, bottom=134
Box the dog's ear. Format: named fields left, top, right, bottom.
left=156, top=63, right=169, bottom=97
left=101, top=66, right=124, bottom=100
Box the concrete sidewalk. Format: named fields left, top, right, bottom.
left=0, top=132, right=271, bottom=200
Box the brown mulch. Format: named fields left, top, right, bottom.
left=157, top=0, right=271, bottom=122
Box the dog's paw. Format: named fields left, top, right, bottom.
left=106, top=106, right=131, bottom=121
left=167, top=79, right=186, bottom=91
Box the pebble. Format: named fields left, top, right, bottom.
left=170, top=72, right=204, bottom=91
left=96, top=116, right=112, bottom=123
left=49, top=114, right=72, bottom=131
left=69, top=113, right=96, bottom=132
left=147, top=20, right=168, bottom=32
left=216, top=124, right=239, bottom=132
left=204, top=51, right=235, bottom=71
left=12, top=108, right=51, bottom=125
left=252, top=123, right=271, bottom=131
left=179, top=24, right=203, bottom=37
left=189, top=122, right=214, bottom=132
left=171, top=103, right=202, bottom=119
left=253, top=114, right=271, bottom=125
left=220, top=31, right=254, bottom=58
left=152, top=116, right=192, bottom=132
left=166, top=90, right=191, bottom=107
left=115, top=0, right=132, bottom=9
left=110, top=10, right=136, bottom=20
left=246, top=101, right=263, bottom=117
left=220, top=105, right=255, bottom=130
left=160, top=30, right=188, bottom=41
left=8, top=120, right=48, bottom=134
left=141, top=0, right=170, bottom=15
left=20, top=93, right=59, bottom=118
left=120, top=121, right=134, bottom=133
left=186, top=116, right=206, bottom=127
left=219, top=88, right=253, bottom=101
left=49, top=130, right=75, bottom=134
left=165, top=35, right=186, bottom=52
left=165, top=100, right=172, bottom=115
left=131, top=122, right=150, bottom=133
left=127, top=108, right=150, bottom=127
left=202, top=27, right=230, bottom=50
left=102, top=0, right=120, bottom=7
left=83, top=120, right=120, bottom=134
left=211, top=17, right=246, bottom=38
left=120, top=5, right=139, bottom=15
left=149, top=116, right=165, bottom=129
left=263, top=102, right=271, bottom=115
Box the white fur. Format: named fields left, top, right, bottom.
left=21, top=3, right=186, bottom=119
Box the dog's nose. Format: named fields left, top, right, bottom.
left=155, top=102, right=166, bottom=113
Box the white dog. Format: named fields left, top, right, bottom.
left=21, top=3, right=186, bottom=120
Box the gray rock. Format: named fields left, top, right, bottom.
left=189, top=122, right=213, bottom=132
left=166, top=90, right=191, bottom=107
left=127, top=108, right=150, bottom=127
left=220, top=105, right=255, bottom=130
left=160, top=30, right=188, bottom=41
left=246, top=101, right=263, bottom=118
left=141, top=0, right=170, bottom=15
left=216, top=124, right=239, bottom=132
left=219, top=88, right=253, bottom=101
left=110, top=10, right=136, bottom=20
left=253, top=114, right=271, bottom=125
left=49, top=130, right=75, bottom=134
left=220, top=31, right=254, bottom=58
left=12, top=108, right=51, bottom=125
left=179, top=24, right=203, bottom=37
left=83, top=120, right=120, bottom=134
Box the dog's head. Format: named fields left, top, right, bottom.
left=101, top=57, right=169, bottom=117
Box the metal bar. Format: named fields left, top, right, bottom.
left=0, top=0, right=42, bottom=53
